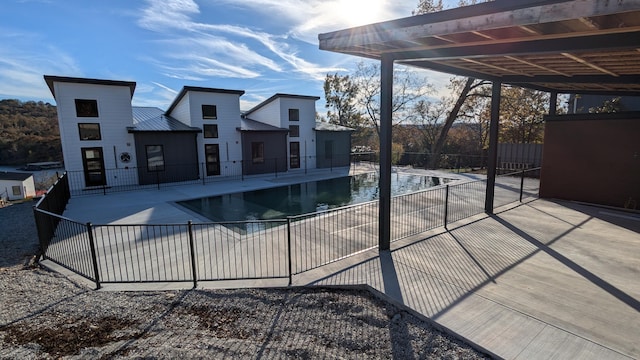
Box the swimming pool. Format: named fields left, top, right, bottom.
left=177, top=172, right=451, bottom=224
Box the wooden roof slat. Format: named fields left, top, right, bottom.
left=561, top=53, right=619, bottom=76
left=503, top=56, right=572, bottom=77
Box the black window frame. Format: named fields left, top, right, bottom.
left=289, top=125, right=300, bottom=137
left=202, top=104, right=217, bottom=119
left=203, top=124, right=219, bottom=138
left=78, top=123, right=102, bottom=141
left=145, top=145, right=165, bottom=172
left=12, top=186, right=21, bottom=196
left=288, top=108, right=299, bottom=121
left=251, top=142, right=264, bottom=164
left=75, top=99, right=99, bottom=117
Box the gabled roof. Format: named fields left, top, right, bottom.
left=0, top=172, right=33, bottom=181
left=43, top=75, right=136, bottom=98
left=318, top=0, right=640, bottom=96
left=314, top=122, right=354, bottom=132
left=129, top=107, right=201, bottom=133
left=238, top=118, right=289, bottom=132
left=166, top=86, right=245, bottom=114
left=244, top=93, right=321, bottom=115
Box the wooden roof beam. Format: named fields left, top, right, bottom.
left=561, top=53, right=619, bottom=76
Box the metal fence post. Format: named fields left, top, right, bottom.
left=187, top=221, right=198, bottom=289
left=86, top=222, right=101, bottom=290
left=287, top=218, right=293, bottom=286
left=444, top=185, right=450, bottom=230
left=519, top=168, right=525, bottom=202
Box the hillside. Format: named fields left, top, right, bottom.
left=0, top=99, right=61, bottom=165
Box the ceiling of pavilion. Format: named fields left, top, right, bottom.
left=318, top=0, right=640, bottom=96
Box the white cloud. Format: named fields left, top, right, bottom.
left=136, top=0, right=342, bottom=83
left=0, top=33, right=81, bottom=100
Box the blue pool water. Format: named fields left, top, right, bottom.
left=177, top=172, right=450, bottom=223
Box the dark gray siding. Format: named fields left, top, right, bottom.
left=133, top=132, right=199, bottom=185
left=316, top=131, right=352, bottom=168
left=241, top=132, right=287, bottom=175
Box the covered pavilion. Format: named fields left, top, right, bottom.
left=318, top=0, right=640, bottom=250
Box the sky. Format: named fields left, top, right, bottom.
left=1, top=0, right=458, bottom=112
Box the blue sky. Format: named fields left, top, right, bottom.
left=1, top=0, right=457, bottom=112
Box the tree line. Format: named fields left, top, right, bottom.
left=0, top=99, right=62, bottom=165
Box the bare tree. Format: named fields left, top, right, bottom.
left=354, top=62, right=433, bottom=138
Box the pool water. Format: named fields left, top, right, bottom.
left=177, top=172, right=450, bottom=223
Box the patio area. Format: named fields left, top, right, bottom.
left=297, top=199, right=640, bottom=359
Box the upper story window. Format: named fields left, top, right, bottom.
left=289, top=125, right=299, bottom=137
left=202, top=105, right=217, bottom=119
left=75, top=99, right=98, bottom=117
left=78, top=123, right=101, bottom=141
left=203, top=124, right=218, bottom=138
left=288, top=108, right=299, bottom=121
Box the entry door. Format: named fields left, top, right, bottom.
left=81, top=147, right=106, bottom=187
left=205, top=144, right=221, bottom=176
left=290, top=142, right=300, bottom=169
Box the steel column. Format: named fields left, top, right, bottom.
left=379, top=55, right=394, bottom=251
left=485, top=81, right=502, bottom=214
left=550, top=91, right=558, bottom=116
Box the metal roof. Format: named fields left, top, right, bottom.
left=238, top=118, right=289, bottom=132
left=166, top=86, right=245, bottom=115
left=314, top=122, right=354, bottom=132
left=0, top=172, right=33, bottom=181
left=318, top=0, right=640, bottom=96
left=244, top=93, right=321, bottom=115
left=43, top=75, right=136, bottom=98
left=129, top=107, right=201, bottom=132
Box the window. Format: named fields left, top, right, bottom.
left=78, top=123, right=101, bottom=140
left=75, top=99, right=99, bottom=117
left=12, top=186, right=21, bottom=196
left=289, top=125, right=299, bottom=137
left=202, top=105, right=217, bottom=119
left=203, top=124, right=218, bottom=138
left=251, top=142, right=264, bottom=164
left=288, top=108, right=299, bottom=121
left=146, top=145, right=165, bottom=171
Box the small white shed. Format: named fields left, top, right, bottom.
left=0, top=172, right=36, bottom=201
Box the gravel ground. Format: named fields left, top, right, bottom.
left=1, top=201, right=490, bottom=359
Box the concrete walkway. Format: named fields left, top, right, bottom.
left=296, top=200, right=640, bottom=359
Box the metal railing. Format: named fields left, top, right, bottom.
left=64, top=155, right=354, bottom=197
left=33, top=165, right=540, bottom=289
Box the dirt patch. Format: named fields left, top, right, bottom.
left=2, top=315, right=141, bottom=357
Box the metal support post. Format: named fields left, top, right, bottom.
left=87, top=222, right=101, bottom=290
left=379, top=54, right=394, bottom=251
left=485, top=81, right=501, bottom=214
left=187, top=221, right=198, bottom=289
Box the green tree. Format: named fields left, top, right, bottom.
left=0, top=99, right=61, bottom=165
left=323, top=73, right=363, bottom=128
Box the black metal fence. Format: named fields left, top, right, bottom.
left=33, top=166, right=540, bottom=289
left=65, top=155, right=354, bottom=197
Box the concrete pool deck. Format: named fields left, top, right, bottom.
left=62, top=166, right=477, bottom=225
left=54, top=168, right=640, bottom=359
